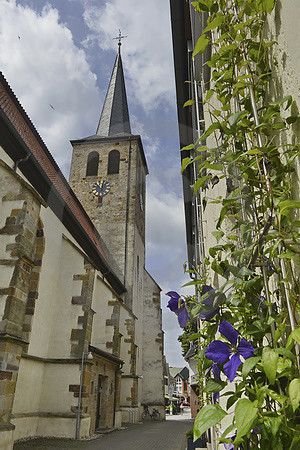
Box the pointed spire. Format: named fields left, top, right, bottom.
left=96, top=42, right=131, bottom=137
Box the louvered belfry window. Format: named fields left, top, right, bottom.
left=86, top=151, right=99, bottom=176
left=107, top=150, right=120, bottom=174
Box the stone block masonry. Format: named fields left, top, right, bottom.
left=0, top=162, right=43, bottom=432
left=69, top=137, right=146, bottom=305
left=70, top=260, right=95, bottom=358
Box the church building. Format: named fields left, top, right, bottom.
left=0, top=43, right=165, bottom=449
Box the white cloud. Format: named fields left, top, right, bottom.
left=131, top=114, right=160, bottom=160
left=0, top=0, right=190, bottom=368
left=0, top=0, right=100, bottom=175
left=82, top=0, right=176, bottom=112
left=146, top=187, right=185, bottom=251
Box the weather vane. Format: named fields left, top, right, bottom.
left=113, top=29, right=127, bottom=50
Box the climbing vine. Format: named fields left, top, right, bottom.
left=169, top=1, right=300, bottom=448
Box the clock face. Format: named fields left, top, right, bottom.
left=92, top=180, right=111, bottom=197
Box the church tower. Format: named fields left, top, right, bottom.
left=69, top=41, right=165, bottom=417
left=69, top=43, right=148, bottom=310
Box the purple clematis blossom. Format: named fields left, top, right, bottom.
left=199, top=285, right=219, bottom=321
left=212, top=363, right=221, bottom=403
left=206, top=321, right=254, bottom=382
left=258, top=295, right=278, bottom=314
left=166, top=291, right=190, bottom=328
left=221, top=434, right=236, bottom=450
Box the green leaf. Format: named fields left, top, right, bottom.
left=286, top=115, right=300, bottom=124
left=289, top=432, right=300, bottom=450
left=200, top=122, right=220, bottom=140
left=196, top=145, right=209, bottom=152
left=265, top=416, right=283, bottom=441
left=211, top=260, right=225, bottom=275
left=197, top=0, right=215, bottom=12
left=192, top=33, right=210, bottom=58
left=220, top=423, right=236, bottom=442
left=280, top=94, right=293, bottom=110
left=193, top=404, right=227, bottom=441
left=288, top=378, right=300, bottom=412
left=228, top=111, right=247, bottom=128
left=212, top=230, right=224, bottom=243
left=216, top=206, right=227, bottom=229
left=226, top=391, right=242, bottom=410
left=262, top=348, right=278, bottom=385
left=237, top=267, right=254, bottom=277
left=181, top=157, right=192, bottom=173
left=278, top=250, right=299, bottom=260
left=287, top=327, right=300, bottom=348
left=192, top=175, right=212, bottom=193
left=202, top=162, right=223, bottom=170
left=256, top=385, right=269, bottom=407
left=181, top=143, right=194, bottom=151
left=204, top=15, right=225, bottom=33
left=279, top=200, right=300, bottom=216
left=242, top=356, right=261, bottom=379
left=243, top=277, right=260, bottom=291
left=267, top=389, right=288, bottom=405
left=205, top=89, right=214, bottom=102
left=272, top=121, right=286, bottom=130
left=255, top=0, right=275, bottom=14
left=183, top=99, right=195, bottom=107
left=277, top=358, right=292, bottom=375
left=274, top=348, right=296, bottom=360
left=234, top=398, right=258, bottom=443
left=204, top=378, right=226, bottom=393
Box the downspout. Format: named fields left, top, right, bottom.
left=13, top=151, right=32, bottom=171
left=113, top=369, right=117, bottom=428
left=113, top=362, right=123, bottom=428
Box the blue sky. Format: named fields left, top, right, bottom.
left=0, top=0, right=194, bottom=366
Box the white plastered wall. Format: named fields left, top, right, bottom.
left=27, top=208, right=83, bottom=359
left=91, top=275, right=115, bottom=350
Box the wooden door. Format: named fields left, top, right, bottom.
left=95, top=375, right=102, bottom=429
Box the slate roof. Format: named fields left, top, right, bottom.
left=96, top=49, right=131, bottom=137
left=71, top=48, right=149, bottom=175
left=0, top=71, right=126, bottom=295
left=169, top=366, right=189, bottom=380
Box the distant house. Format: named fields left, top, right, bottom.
left=184, top=344, right=200, bottom=419
left=169, top=367, right=189, bottom=402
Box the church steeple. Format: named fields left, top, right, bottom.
left=96, top=44, right=131, bottom=137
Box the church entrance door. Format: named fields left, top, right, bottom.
left=95, top=375, right=102, bottom=429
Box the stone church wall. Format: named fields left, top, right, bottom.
left=0, top=155, right=125, bottom=445
left=69, top=139, right=132, bottom=278
left=0, top=42, right=165, bottom=445
left=141, top=271, right=165, bottom=418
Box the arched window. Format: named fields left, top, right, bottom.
left=107, top=150, right=120, bottom=175
left=86, top=151, right=99, bottom=176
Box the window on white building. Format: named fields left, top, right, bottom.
left=176, top=377, right=182, bottom=393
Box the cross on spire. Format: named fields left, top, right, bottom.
left=113, top=29, right=127, bottom=51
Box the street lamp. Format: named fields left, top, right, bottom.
left=75, top=351, right=93, bottom=439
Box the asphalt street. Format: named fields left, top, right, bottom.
left=14, top=410, right=194, bottom=450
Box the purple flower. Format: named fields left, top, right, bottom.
left=199, top=285, right=219, bottom=321
left=212, top=364, right=221, bottom=403
left=166, top=291, right=190, bottom=327
left=258, top=296, right=278, bottom=313
left=206, top=321, right=254, bottom=382
left=221, top=434, right=236, bottom=450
